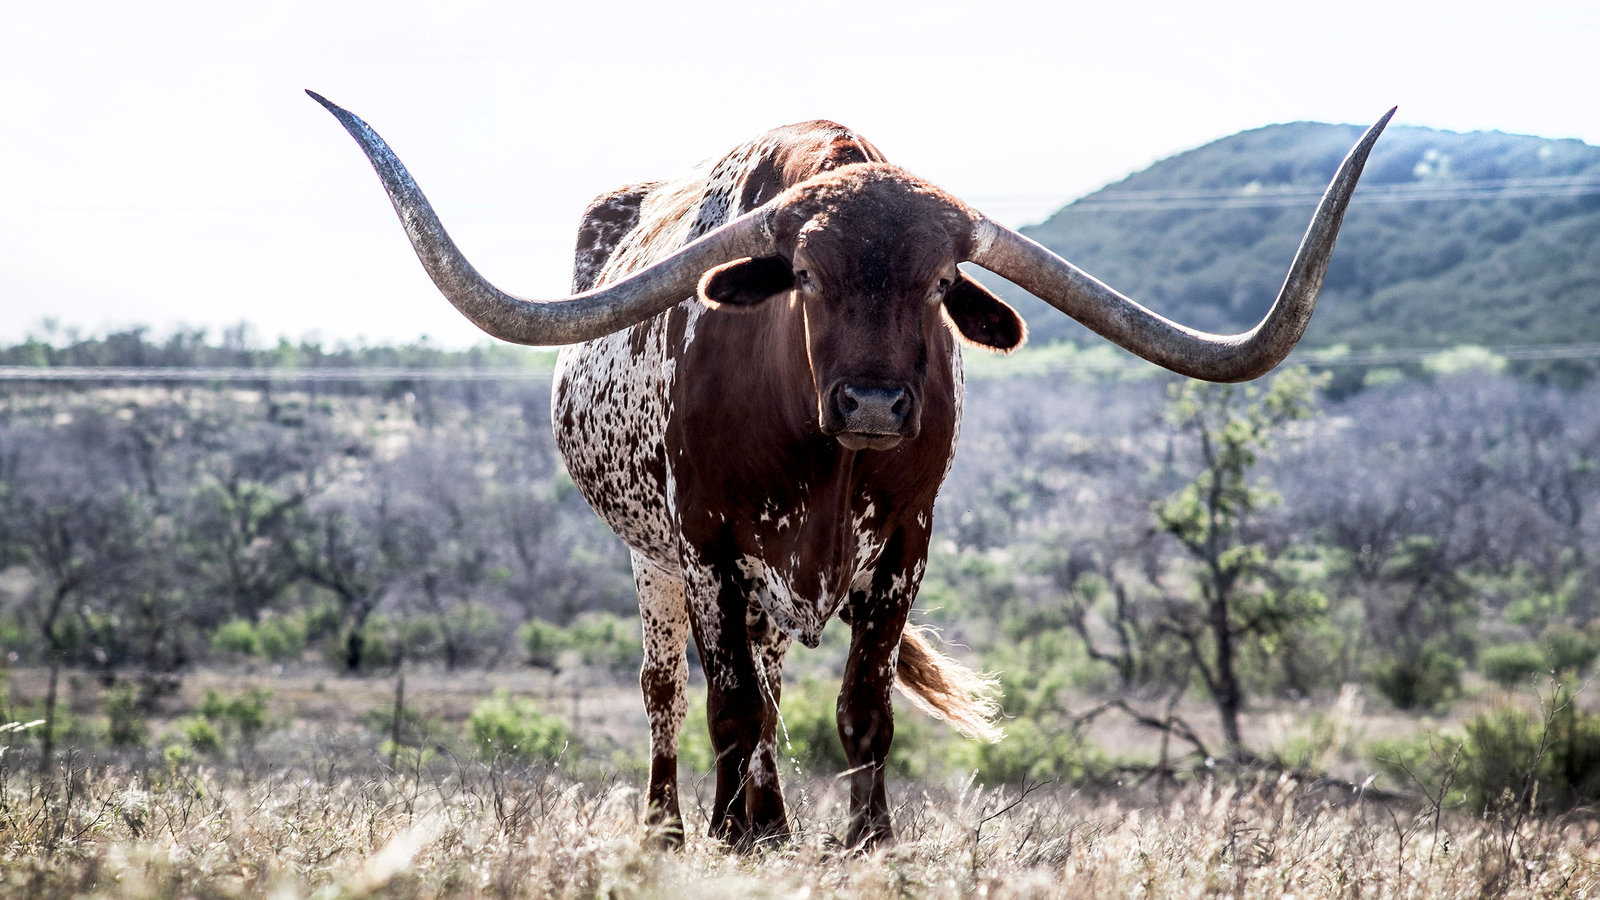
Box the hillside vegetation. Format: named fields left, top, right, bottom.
left=1000, top=122, right=1600, bottom=349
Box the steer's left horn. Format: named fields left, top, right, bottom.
left=309, top=91, right=777, bottom=346
left=968, top=108, right=1394, bottom=382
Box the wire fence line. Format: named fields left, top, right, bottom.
left=5, top=343, right=1600, bottom=384
left=0, top=366, right=556, bottom=384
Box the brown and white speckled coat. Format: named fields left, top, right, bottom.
left=553, top=123, right=1020, bottom=849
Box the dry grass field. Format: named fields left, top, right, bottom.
left=3, top=759, right=1597, bottom=899
left=3, top=669, right=1599, bottom=899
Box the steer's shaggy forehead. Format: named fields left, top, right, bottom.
left=774, top=165, right=977, bottom=261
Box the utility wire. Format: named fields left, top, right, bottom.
left=979, top=343, right=1600, bottom=376
left=970, top=174, right=1600, bottom=215
left=1073, top=177, right=1600, bottom=211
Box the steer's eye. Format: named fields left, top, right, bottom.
left=931, top=278, right=952, bottom=302
left=796, top=270, right=817, bottom=292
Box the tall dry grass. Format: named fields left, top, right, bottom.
left=2, top=752, right=1596, bottom=899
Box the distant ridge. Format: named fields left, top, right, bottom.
left=995, top=123, right=1600, bottom=350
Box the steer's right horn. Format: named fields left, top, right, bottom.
left=968, top=108, right=1394, bottom=382
left=309, top=91, right=777, bottom=346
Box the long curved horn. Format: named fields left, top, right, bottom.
left=308, top=91, right=776, bottom=346
left=968, top=109, right=1394, bottom=382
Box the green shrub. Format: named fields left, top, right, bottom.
left=161, top=742, right=197, bottom=769
left=567, top=613, right=642, bottom=672
left=303, top=599, right=343, bottom=644
left=395, top=618, right=444, bottom=661
left=984, top=628, right=1108, bottom=712
left=947, top=717, right=1100, bottom=785
left=1504, top=590, right=1569, bottom=631
left=467, top=690, right=571, bottom=763
left=179, top=717, right=223, bottom=755
left=211, top=620, right=260, bottom=659
left=213, top=615, right=307, bottom=663
left=196, top=687, right=275, bottom=748
left=1370, top=642, right=1463, bottom=711
left=254, top=614, right=307, bottom=663
left=1372, top=692, right=1600, bottom=814
left=520, top=619, right=570, bottom=670
left=1461, top=706, right=1546, bottom=811
left=518, top=613, right=642, bottom=673
left=1481, top=643, right=1547, bottom=689
left=103, top=682, right=148, bottom=748
left=0, top=617, right=31, bottom=660
left=1538, top=703, right=1600, bottom=810
left=1540, top=624, right=1599, bottom=675
left=164, top=688, right=275, bottom=759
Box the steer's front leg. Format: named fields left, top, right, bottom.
left=686, top=557, right=790, bottom=851
left=837, top=530, right=920, bottom=849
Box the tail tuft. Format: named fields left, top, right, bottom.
left=894, top=624, right=1004, bottom=743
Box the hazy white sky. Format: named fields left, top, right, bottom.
left=2, top=0, right=1596, bottom=349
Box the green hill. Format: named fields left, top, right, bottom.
left=995, top=122, right=1600, bottom=349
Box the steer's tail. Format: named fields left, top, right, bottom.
left=895, top=624, right=1004, bottom=743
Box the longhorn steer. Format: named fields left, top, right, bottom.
left=312, top=92, right=1391, bottom=849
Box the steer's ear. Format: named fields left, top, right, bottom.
left=943, top=273, right=1027, bottom=353
left=698, top=257, right=794, bottom=310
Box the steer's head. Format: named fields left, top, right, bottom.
left=698, top=166, right=1026, bottom=450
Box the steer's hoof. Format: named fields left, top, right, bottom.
left=843, top=820, right=894, bottom=853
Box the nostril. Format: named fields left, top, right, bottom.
left=837, top=384, right=912, bottom=431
